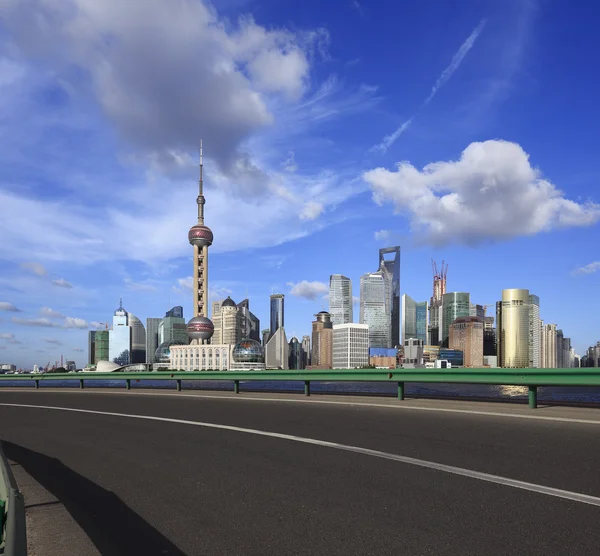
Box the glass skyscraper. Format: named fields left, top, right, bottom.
left=359, top=271, right=388, bottom=348
left=109, top=300, right=131, bottom=366
left=497, top=289, right=530, bottom=368
left=128, top=313, right=146, bottom=364
left=440, top=292, right=471, bottom=347
left=401, top=294, right=429, bottom=345
left=329, top=274, right=353, bottom=325
left=94, top=330, right=109, bottom=363
left=237, top=299, right=260, bottom=342
left=270, top=294, right=285, bottom=339
left=379, top=247, right=401, bottom=348
left=146, top=317, right=161, bottom=365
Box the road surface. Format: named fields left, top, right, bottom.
left=1, top=388, right=600, bottom=555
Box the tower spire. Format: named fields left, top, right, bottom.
left=198, top=140, right=205, bottom=225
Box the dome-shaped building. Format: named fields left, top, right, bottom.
left=187, top=316, right=214, bottom=342
left=221, top=296, right=236, bottom=308
left=231, top=339, right=265, bottom=370
left=155, top=340, right=187, bottom=369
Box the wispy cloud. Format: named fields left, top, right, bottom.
left=12, top=316, right=88, bottom=329
left=351, top=1, right=364, bottom=17
left=40, top=307, right=65, bottom=319
left=124, top=278, right=157, bottom=292
left=44, top=338, right=63, bottom=345
left=424, top=19, right=487, bottom=105
left=52, top=278, right=73, bottom=289
left=374, top=230, right=390, bottom=241
left=0, top=302, right=21, bottom=312
left=73, top=347, right=84, bottom=352
left=0, top=333, right=15, bottom=340
left=573, top=261, right=600, bottom=275
left=20, top=262, right=48, bottom=277
left=373, top=19, right=487, bottom=153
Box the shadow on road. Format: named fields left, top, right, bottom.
left=3, top=441, right=187, bottom=556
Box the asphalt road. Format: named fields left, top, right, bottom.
left=2, top=389, right=600, bottom=556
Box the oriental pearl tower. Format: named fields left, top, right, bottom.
left=186, top=141, right=215, bottom=344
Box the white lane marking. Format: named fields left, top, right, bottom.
left=2, top=402, right=600, bottom=508
left=4, top=387, right=600, bottom=426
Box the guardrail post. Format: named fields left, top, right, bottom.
left=35, top=379, right=39, bottom=390
left=176, top=379, right=182, bottom=392
left=79, top=379, right=84, bottom=390
left=528, top=386, right=538, bottom=409
left=0, top=499, right=5, bottom=544
left=397, top=382, right=405, bottom=401
left=234, top=380, right=240, bottom=394
left=126, top=379, right=131, bottom=391
left=304, top=380, right=311, bottom=397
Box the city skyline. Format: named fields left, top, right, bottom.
left=1, top=0, right=600, bottom=367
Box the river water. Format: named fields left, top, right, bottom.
left=2, top=379, right=600, bottom=406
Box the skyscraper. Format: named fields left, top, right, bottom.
left=165, top=306, right=184, bottom=319
left=311, top=311, right=333, bottom=369
left=329, top=274, right=353, bottom=325
left=186, top=140, right=215, bottom=345
left=128, top=313, right=146, bottom=364
left=88, top=330, right=96, bottom=365
left=212, top=296, right=243, bottom=345
left=332, top=323, right=369, bottom=369
left=428, top=260, right=448, bottom=346
left=497, top=289, right=530, bottom=368
left=529, top=294, right=540, bottom=368
left=237, top=299, right=260, bottom=342
left=440, top=292, right=471, bottom=348
left=270, top=294, right=285, bottom=338
left=401, top=294, right=428, bottom=344
left=94, top=330, right=109, bottom=363
left=359, top=271, right=387, bottom=348
left=379, top=247, right=401, bottom=348
left=301, top=335, right=311, bottom=368
left=449, top=316, right=484, bottom=368
left=288, top=337, right=303, bottom=370
left=109, top=299, right=131, bottom=366
left=146, top=317, right=161, bottom=365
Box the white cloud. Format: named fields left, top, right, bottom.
left=89, top=321, right=106, bottom=329
left=174, top=277, right=194, bottom=293
left=287, top=280, right=328, bottom=300
left=0, top=302, right=21, bottom=312
left=374, top=230, right=390, bottom=241
left=300, top=201, right=324, bottom=220
left=20, top=262, right=48, bottom=276
left=40, top=307, right=65, bottom=319
left=73, top=347, right=84, bottom=352
left=573, top=262, right=600, bottom=275
left=52, top=278, right=73, bottom=289
left=12, top=315, right=88, bottom=329
left=209, top=285, right=234, bottom=304
left=364, top=140, right=600, bottom=246
left=0, top=333, right=15, bottom=340
left=352, top=295, right=360, bottom=305
left=1, top=0, right=322, bottom=169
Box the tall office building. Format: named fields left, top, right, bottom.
left=128, top=313, right=146, bottom=364
left=541, top=323, right=557, bottom=368
left=159, top=314, right=187, bottom=345
left=497, top=289, right=530, bottom=368
left=88, top=331, right=96, bottom=365
left=528, top=294, right=540, bottom=368
left=166, top=306, right=183, bottom=319
left=332, top=323, right=369, bottom=369
left=556, top=329, right=564, bottom=368
left=469, top=304, right=485, bottom=319
left=311, top=311, right=333, bottom=369
left=270, top=294, right=285, bottom=339
left=301, top=335, right=311, bottom=368
left=265, top=327, right=289, bottom=369
left=212, top=296, right=243, bottom=345
left=359, top=271, right=388, bottom=348
left=440, top=292, right=471, bottom=348
left=449, top=317, right=484, bottom=368
left=237, top=299, right=260, bottom=342
left=146, top=318, right=161, bottom=365
left=109, top=299, right=131, bottom=366
left=288, top=337, right=303, bottom=370
left=379, top=247, right=401, bottom=348
left=329, top=274, right=353, bottom=325
left=401, top=294, right=428, bottom=344
left=483, top=316, right=496, bottom=356
left=94, top=330, right=109, bottom=363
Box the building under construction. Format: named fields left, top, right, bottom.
left=428, top=259, right=448, bottom=346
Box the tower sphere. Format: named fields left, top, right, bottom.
left=188, top=224, right=213, bottom=248
left=187, top=316, right=214, bottom=341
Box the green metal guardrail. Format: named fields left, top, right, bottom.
left=1, top=368, right=600, bottom=409
left=0, top=443, right=27, bottom=555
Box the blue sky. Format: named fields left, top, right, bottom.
left=1, top=0, right=599, bottom=368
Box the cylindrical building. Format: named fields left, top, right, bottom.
left=498, top=288, right=530, bottom=368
